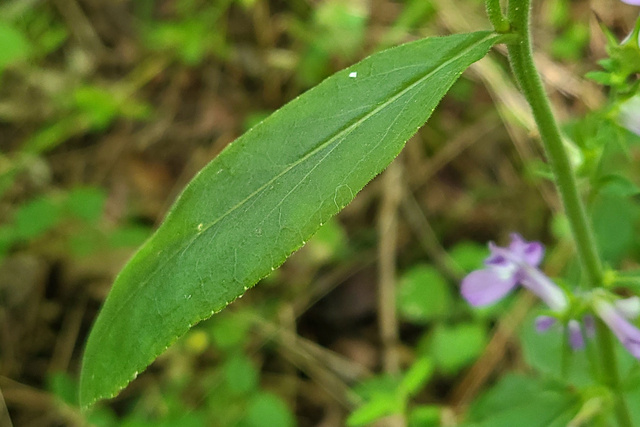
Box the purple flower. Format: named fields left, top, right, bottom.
left=460, top=234, right=595, bottom=349
left=535, top=314, right=595, bottom=350
left=621, top=0, right=640, bottom=5
left=461, top=234, right=567, bottom=311
left=535, top=315, right=556, bottom=332
left=460, top=234, right=640, bottom=358
left=568, top=320, right=585, bottom=349
left=593, top=296, right=640, bottom=359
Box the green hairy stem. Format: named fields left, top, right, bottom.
left=503, top=0, right=633, bottom=425
left=485, top=0, right=510, bottom=33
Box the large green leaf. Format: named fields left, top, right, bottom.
left=80, top=31, right=501, bottom=407
left=463, top=374, right=579, bottom=427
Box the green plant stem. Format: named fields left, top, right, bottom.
left=507, top=2, right=602, bottom=289
left=505, top=1, right=632, bottom=426
left=485, top=0, right=510, bottom=33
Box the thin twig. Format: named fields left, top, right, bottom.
left=377, top=159, right=403, bottom=376
left=291, top=251, right=376, bottom=317
left=375, top=156, right=406, bottom=427
left=252, top=317, right=368, bottom=408
left=0, top=376, right=89, bottom=426
left=51, top=0, right=107, bottom=59
left=401, top=192, right=463, bottom=283
left=49, top=297, right=86, bottom=373
left=412, top=112, right=502, bottom=188
left=0, top=384, right=13, bottom=427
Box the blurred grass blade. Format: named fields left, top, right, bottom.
left=80, top=31, right=501, bottom=407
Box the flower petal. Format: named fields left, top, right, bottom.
left=619, top=95, right=640, bottom=137
left=461, top=269, right=517, bottom=306
left=486, top=242, right=511, bottom=267
left=595, top=300, right=640, bottom=359
left=485, top=252, right=509, bottom=267
left=568, top=320, right=585, bottom=350
left=519, top=266, right=568, bottom=311
left=614, top=296, right=640, bottom=319
left=535, top=315, right=556, bottom=332
left=583, top=315, right=596, bottom=338
left=508, top=233, right=544, bottom=266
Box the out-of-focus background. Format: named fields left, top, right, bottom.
left=1, top=0, right=639, bottom=426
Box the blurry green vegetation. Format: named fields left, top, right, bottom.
left=544, top=0, right=589, bottom=61
left=1, top=0, right=640, bottom=426
left=463, top=374, right=579, bottom=426
left=47, top=310, right=296, bottom=427
left=0, top=186, right=151, bottom=259
left=347, top=357, right=436, bottom=426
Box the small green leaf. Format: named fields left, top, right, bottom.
left=353, top=373, right=401, bottom=400
left=13, top=196, right=62, bottom=240
left=399, top=357, right=434, bottom=397
left=592, top=194, right=638, bottom=265
left=449, top=241, right=487, bottom=272
left=66, top=187, right=107, bottom=222
left=0, top=22, right=30, bottom=70
left=468, top=374, right=546, bottom=420
left=223, top=354, right=259, bottom=395
left=80, top=31, right=501, bottom=407
left=465, top=374, right=578, bottom=427
left=347, top=394, right=404, bottom=427
left=408, top=405, right=440, bottom=427
left=209, top=311, right=252, bottom=351
left=550, top=213, right=571, bottom=240
left=303, top=218, right=348, bottom=263
left=597, top=174, right=640, bottom=198
left=550, top=23, right=589, bottom=61
left=107, top=225, right=152, bottom=248
left=240, top=393, right=295, bottom=427
left=585, top=71, right=612, bottom=85
left=349, top=372, right=410, bottom=426
left=426, top=323, right=487, bottom=375
left=398, top=264, right=453, bottom=323
left=47, top=371, right=79, bottom=407
left=314, top=0, right=367, bottom=59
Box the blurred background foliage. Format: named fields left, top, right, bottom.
left=0, top=0, right=639, bottom=426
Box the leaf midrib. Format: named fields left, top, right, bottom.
left=86, top=31, right=496, bottom=403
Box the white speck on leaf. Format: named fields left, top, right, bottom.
left=349, top=71, right=357, bottom=78
left=197, top=223, right=204, bottom=231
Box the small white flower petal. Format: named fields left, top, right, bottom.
left=614, top=296, right=640, bottom=319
